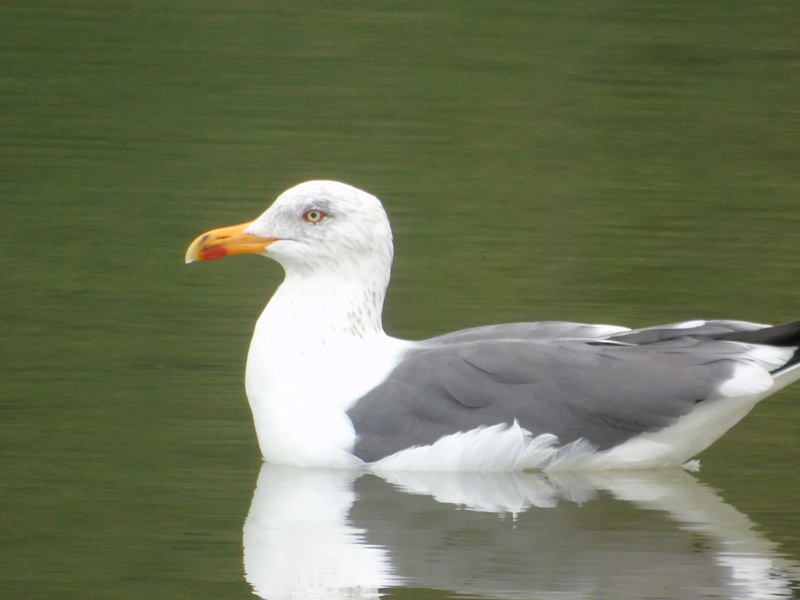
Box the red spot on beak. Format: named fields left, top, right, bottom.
left=202, top=246, right=228, bottom=261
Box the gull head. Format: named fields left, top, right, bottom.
left=185, top=180, right=395, bottom=277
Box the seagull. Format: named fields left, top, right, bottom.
left=185, top=180, right=800, bottom=471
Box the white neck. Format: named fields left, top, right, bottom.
left=270, top=264, right=387, bottom=343
left=244, top=264, right=409, bottom=467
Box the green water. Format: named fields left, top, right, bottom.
left=2, top=2, right=799, bottom=598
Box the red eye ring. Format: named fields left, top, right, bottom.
left=302, top=209, right=326, bottom=224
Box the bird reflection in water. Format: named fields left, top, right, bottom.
left=243, top=465, right=799, bottom=600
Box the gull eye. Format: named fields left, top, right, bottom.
left=302, top=209, right=327, bottom=224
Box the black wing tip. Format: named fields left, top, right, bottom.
left=712, top=319, right=800, bottom=347
left=714, top=319, right=800, bottom=371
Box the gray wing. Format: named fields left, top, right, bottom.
left=427, top=321, right=630, bottom=343
left=348, top=320, right=788, bottom=463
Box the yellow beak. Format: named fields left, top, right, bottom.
left=185, top=221, right=278, bottom=263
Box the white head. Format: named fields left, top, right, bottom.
left=249, top=181, right=393, bottom=276
left=186, top=180, right=394, bottom=281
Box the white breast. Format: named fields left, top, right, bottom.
left=245, top=290, right=411, bottom=468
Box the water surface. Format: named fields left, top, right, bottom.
left=2, top=2, right=799, bottom=598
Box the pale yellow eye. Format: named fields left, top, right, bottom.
left=302, top=209, right=326, bottom=224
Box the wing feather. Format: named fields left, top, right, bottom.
left=348, top=320, right=797, bottom=463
